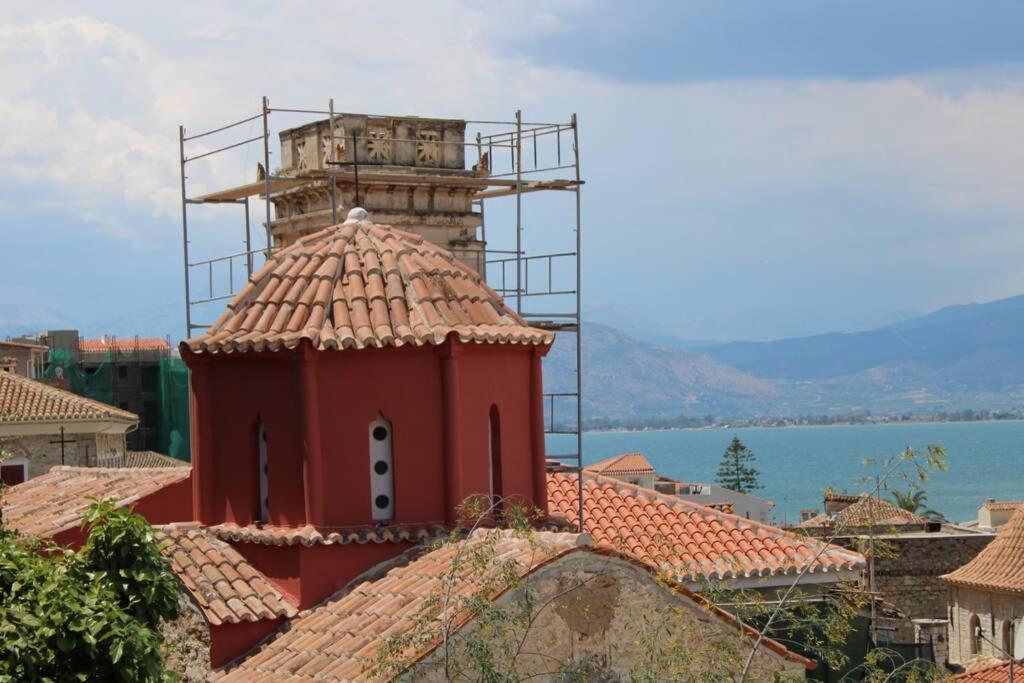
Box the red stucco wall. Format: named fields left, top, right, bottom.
left=184, top=337, right=547, bottom=532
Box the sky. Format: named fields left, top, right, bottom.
left=3, top=1, right=1024, bottom=343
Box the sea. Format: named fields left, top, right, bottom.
left=549, top=421, right=1024, bottom=525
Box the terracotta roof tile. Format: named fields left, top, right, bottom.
left=982, top=501, right=1024, bottom=512
left=122, top=450, right=187, bottom=468
left=942, top=507, right=1024, bottom=594
left=219, top=529, right=815, bottom=681
left=1, top=465, right=190, bottom=538
left=547, top=471, right=864, bottom=581
left=155, top=526, right=297, bottom=626
left=80, top=337, right=170, bottom=353
left=951, top=659, right=1021, bottom=681
left=217, top=530, right=583, bottom=681
left=798, top=494, right=927, bottom=529
left=207, top=523, right=449, bottom=547
left=185, top=218, right=552, bottom=355
left=584, top=452, right=655, bottom=477
left=0, top=372, right=137, bottom=425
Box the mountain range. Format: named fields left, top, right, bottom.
left=545, top=294, right=1024, bottom=419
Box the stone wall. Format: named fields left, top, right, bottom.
left=160, top=591, right=211, bottom=682
left=3, top=432, right=127, bottom=479
left=947, top=585, right=1024, bottom=667
left=837, top=533, right=994, bottom=642
left=414, top=552, right=808, bottom=681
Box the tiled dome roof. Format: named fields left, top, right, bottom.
left=185, top=211, right=552, bottom=354
left=942, top=506, right=1024, bottom=594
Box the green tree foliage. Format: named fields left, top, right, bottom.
left=889, top=487, right=946, bottom=521
left=0, top=501, right=180, bottom=682
left=715, top=436, right=762, bottom=493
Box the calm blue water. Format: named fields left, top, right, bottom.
left=549, top=421, right=1024, bottom=524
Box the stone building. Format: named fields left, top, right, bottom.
left=268, top=114, right=486, bottom=273
left=798, top=492, right=994, bottom=643
left=0, top=338, right=48, bottom=378
left=942, top=506, right=1024, bottom=669
left=0, top=371, right=138, bottom=483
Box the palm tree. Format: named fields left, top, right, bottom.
left=890, top=488, right=945, bottom=521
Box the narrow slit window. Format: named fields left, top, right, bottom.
left=369, top=415, right=394, bottom=521
left=489, top=405, right=502, bottom=508
left=257, top=421, right=269, bottom=524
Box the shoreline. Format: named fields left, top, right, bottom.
left=574, top=417, right=1024, bottom=436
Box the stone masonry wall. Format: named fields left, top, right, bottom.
left=843, top=534, right=995, bottom=642
left=947, top=585, right=1024, bottom=667
left=414, top=552, right=807, bottom=681
left=3, top=432, right=127, bottom=479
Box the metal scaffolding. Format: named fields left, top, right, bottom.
left=178, top=98, right=586, bottom=526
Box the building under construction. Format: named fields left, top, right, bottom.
left=179, top=98, right=585, bottom=510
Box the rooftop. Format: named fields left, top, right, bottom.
left=217, top=529, right=813, bottom=681
left=951, top=659, right=1022, bottom=682
left=982, top=500, right=1024, bottom=512
left=156, top=526, right=297, bottom=626
left=0, top=371, right=138, bottom=426
left=942, top=506, right=1024, bottom=595
left=80, top=336, right=171, bottom=353
left=547, top=471, right=864, bottom=582
left=122, top=450, right=188, bottom=468
left=799, top=493, right=928, bottom=529
left=1, top=465, right=190, bottom=538
left=185, top=212, right=552, bottom=355
left=585, top=452, right=655, bottom=477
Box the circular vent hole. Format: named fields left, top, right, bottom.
left=372, top=426, right=388, bottom=441
left=375, top=494, right=390, bottom=509
left=374, top=460, right=389, bottom=475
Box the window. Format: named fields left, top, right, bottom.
left=257, top=422, right=269, bottom=524
left=118, top=365, right=128, bottom=380
left=369, top=415, right=394, bottom=521
left=969, top=614, right=982, bottom=655
left=0, top=457, right=28, bottom=486
left=488, top=405, right=502, bottom=507
left=1002, top=619, right=1013, bottom=657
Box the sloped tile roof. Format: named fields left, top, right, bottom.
left=208, top=522, right=449, bottom=547
left=218, top=530, right=813, bottom=681
left=1, top=465, right=190, bottom=538
left=798, top=493, right=927, bottom=529
left=982, top=501, right=1024, bottom=512
left=942, top=506, right=1024, bottom=594
left=185, top=217, right=552, bottom=355
left=124, top=450, right=187, bottom=468
left=80, top=337, right=170, bottom=353
left=585, top=452, right=655, bottom=477
left=0, top=372, right=137, bottom=425
left=218, top=530, right=585, bottom=681
left=155, top=526, right=297, bottom=626
left=952, top=659, right=1019, bottom=681
left=547, top=472, right=864, bottom=581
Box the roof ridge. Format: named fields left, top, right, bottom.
left=0, top=372, right=138, bottom=424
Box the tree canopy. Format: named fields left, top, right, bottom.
left=715, top=436, right=762, bottom=494
left=0, top=500, right=180, bottom=682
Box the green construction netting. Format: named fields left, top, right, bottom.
left=45, top=350, right=191, bottom=462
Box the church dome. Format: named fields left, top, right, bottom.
left=185, top=211, right=552, bottom=354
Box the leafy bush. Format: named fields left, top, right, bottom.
left=0, top=501, right=180, bottom=682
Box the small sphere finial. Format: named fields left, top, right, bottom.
left=344, top=207, right=370, bottom=224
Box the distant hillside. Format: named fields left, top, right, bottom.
left=550, top=295, right=1024, bottom=420
left=543, top=323, right=776, bottom=418
left=698, top=294, right=1024, bottom=388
